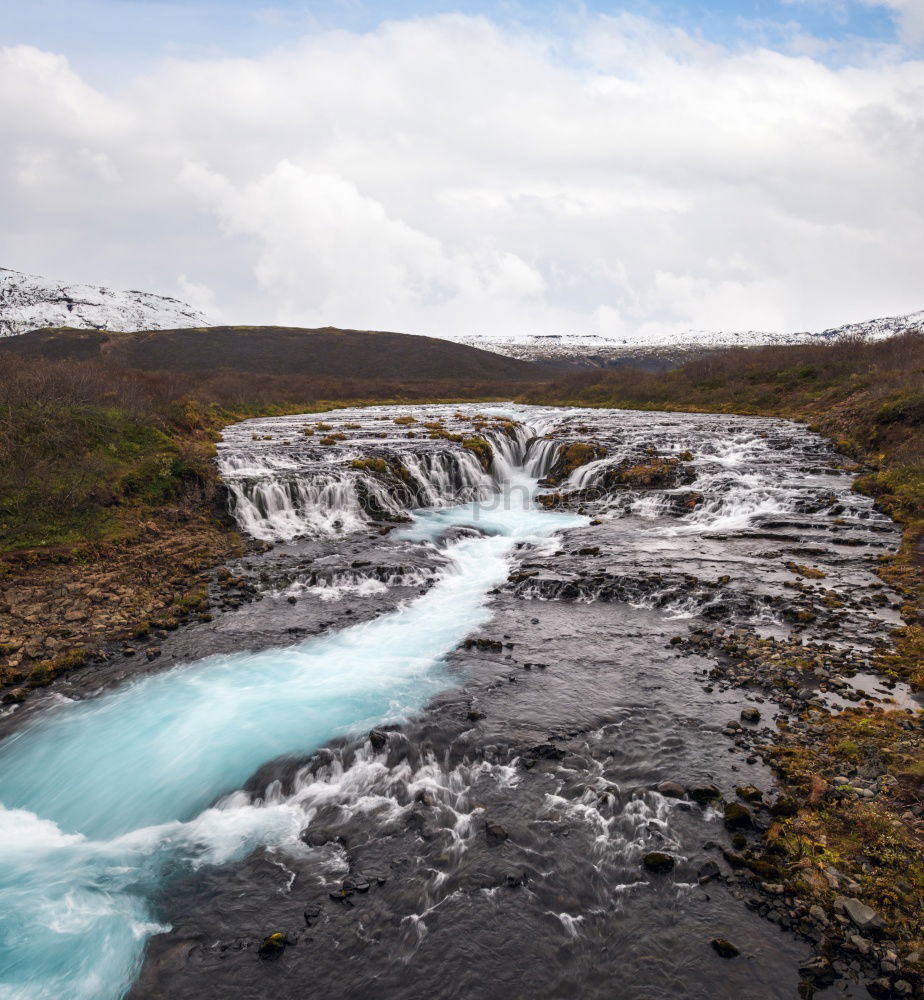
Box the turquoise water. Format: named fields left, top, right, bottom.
left=0, top=475, right=582, bottom=1000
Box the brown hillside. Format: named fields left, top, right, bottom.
left=0, top=325, right=553, bottom=380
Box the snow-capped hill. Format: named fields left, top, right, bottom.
left=449, top=308, right=924, bottom=363
left=0, top=267, right=212, bottom=338
left=811, top=309, right=924, bottom=342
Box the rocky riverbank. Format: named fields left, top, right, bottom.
left=0, top=509, right=246, bottom=706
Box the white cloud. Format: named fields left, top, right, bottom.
left=871, top=0, right=924, bottom=42
left=1, top=12, right=923, bottom=342
left=786, top=0, right=924, bottom=43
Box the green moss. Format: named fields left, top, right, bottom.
left=462, top=436, right=494, bottom=471
left=351, top=458, right=389, bottom=474
left=26, top=662, right=55, bottom=687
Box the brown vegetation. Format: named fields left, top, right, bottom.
left=0, top=325, right=553, bottom=380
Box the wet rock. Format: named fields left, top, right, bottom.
left=505, top=873, right=527, bottom=888
left=723, top=802, right=752, bottom=830
left=343, top=874, right=371, bottom=893
left=688, top=784, right=722, bottom=805
left=866, top=978, right=893, bottom=999
left=523, top=743, right=566, bottom=762
left=643, top=852, right=676, bottom=874
left=656, top=780, right=686, bottom=799
left=740, top=707, right=761, bottom=723
left=799, top=956, right=836, bottom=986
left=303, top=904, right=322, bottom=927
left=710, top=938, right=740, bottom=958
left=697, top=860, right=721, bottom=883
left=258, top=932, right=289, bottom=959
left=368, top=729, right=388, bottom=750
left=485, top=821, right=509, bottom=844
left=735, top=785, right=764, bottom=803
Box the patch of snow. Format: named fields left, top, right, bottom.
left=0, top=267, right=212, bottom=338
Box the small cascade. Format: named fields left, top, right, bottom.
left=218, top=406, right=541, bottom=542
left=523, top=437, right=561, bottom=478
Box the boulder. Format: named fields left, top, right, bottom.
left=740, top=707, right=761, bottom=723
left=697, top=860, right=721, bottom=883
left=770, top=796, right=798, bottom=817
left=723, top=802, right=752, bottom=830
left=258, top=933, right=289, bottom=959
left=688, top=784, right=722, bottom=805
left=799, top=956, right=835, bottom=986
left=835, top=896, right=884, bottom=933
left=656, top=780, right=686, bottom=799
left=643, top=852, right=676, bottom=874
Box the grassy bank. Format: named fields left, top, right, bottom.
left=0, top=356, right=538, bottom=555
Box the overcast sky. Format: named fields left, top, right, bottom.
left=2, top=0, right=923, bottom=340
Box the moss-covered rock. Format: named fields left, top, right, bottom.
left=462, top=436, right=494, bottom=472
left=541, top=441, right=607, bottom=486
left=723, top=802, right=753, bottom=829
left=258, top=932, right=288, bottom=959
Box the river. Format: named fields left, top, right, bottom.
left=0, top=404, right=913, bottom=1000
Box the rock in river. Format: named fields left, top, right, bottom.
left=643, top=852, right=676, bottom=874
left=723, top=802, right=752, bottom=829
left=711, top=938, right=740, bottom=959
left=258, top=933, right=289, bottom=959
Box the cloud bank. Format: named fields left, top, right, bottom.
left=1, top=12, right=923, bottom=340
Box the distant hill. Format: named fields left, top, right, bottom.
left=448, top=308, right=924, bottom=368
left=0, top=325, right=554, bottom=381
left=0, top=267, right=211, bottom=338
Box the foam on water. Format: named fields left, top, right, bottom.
left=0, top=468, right=583, bottom=1000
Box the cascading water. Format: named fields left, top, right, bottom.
left=217, top=407, right=538, bottom=542
left=0, top=416, right=582, bottom=1000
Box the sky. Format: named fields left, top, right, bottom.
left=1, top=0, right=923, bottom=340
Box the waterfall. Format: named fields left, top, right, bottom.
left=218, top=408, right=542, bottom=542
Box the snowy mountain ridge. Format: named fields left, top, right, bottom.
left=447, top=308, right=924, bottom=362
left=0, top=267, right=211, bottom=338
left=1, top=265, right=920, bottom=365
